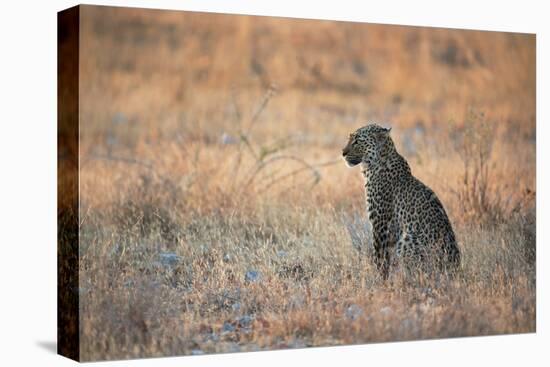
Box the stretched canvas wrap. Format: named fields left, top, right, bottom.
left=58, top=5, right=536, bottom=362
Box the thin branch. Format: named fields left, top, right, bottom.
left=243, top=156, right=340, bottom=192
left=244, top=85, right=276, bottom=137
left=257, top=159, right=340, bottom=194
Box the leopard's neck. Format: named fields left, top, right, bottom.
left=361, top=152, right=412, bottom=205
left=362, top=151, right=412, bottom=182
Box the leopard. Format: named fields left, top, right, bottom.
left=342, top=123, right=460, bottom=279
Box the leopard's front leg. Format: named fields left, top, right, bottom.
left=372, top=220, right=391, bottom=279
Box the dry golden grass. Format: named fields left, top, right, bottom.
left=74, top=6, right=535, bottom=361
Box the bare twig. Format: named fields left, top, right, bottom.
left=257, top=158, right=340, bottom=194
left=230, top=85, right=242, bottom=124
left=230, top=85, right=277, bottom=191
left=244, top=85, right=277, bottom=137
left=242, top=156, right=340, bottom=194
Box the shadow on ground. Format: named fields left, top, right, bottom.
left=36, top=340, right=57, bottom=354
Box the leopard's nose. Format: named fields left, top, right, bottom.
left=342, top=148, right=349, bottom=157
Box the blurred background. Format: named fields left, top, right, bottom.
left=79, top=5, right=535, bottom=214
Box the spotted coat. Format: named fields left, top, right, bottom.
left=342, top=124, right=460, bottom=278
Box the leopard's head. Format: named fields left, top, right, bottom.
left=342, top=124, right=392, bottom=167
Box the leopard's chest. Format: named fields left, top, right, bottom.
left=362, top=167, right=392, bottom=224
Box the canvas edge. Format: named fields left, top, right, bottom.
left=57, top=4, right=81, bottom=362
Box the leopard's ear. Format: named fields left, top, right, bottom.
left=382, top=127, right=392, bottom=135
left=375, top=126, right=391, bottom=146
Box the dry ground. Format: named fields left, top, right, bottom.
left=71, top=6, right=535, bottom=361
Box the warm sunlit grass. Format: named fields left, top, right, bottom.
left=72, top=6, right=535, bottom=361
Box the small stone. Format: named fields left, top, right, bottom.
left=345, top=304, right=363, bottom=320
left=245, top=270, right=261, bottom=283
left=221, top=133, right=237, bottom=145
left=191, top=349, right=204, bottom=356
left=222, top=322, right=236, bottom=333
left=159, top=252, right=181, bottom=267
left=237, top=315, right=254, bottom=329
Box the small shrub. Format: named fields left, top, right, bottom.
left=452, top=110, right=507, bottom=225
